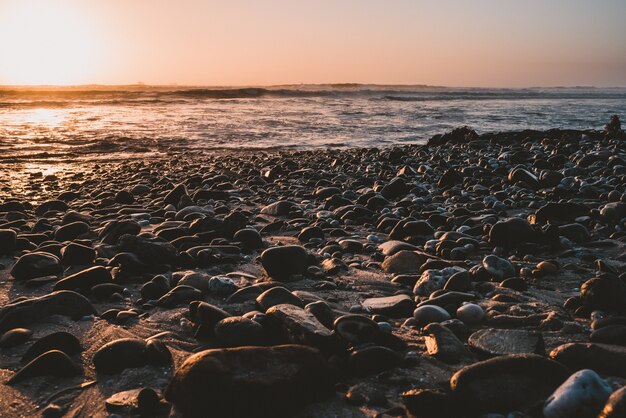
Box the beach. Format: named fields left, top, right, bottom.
left=0, top=122, right=625, bottom=417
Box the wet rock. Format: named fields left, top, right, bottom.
left=361, top=295, right=415, bottom=318
left=256, top=286, right=304, bottom=311
left=0, top=291, right=96, bottom=333
left=550, top=343, right=626, bottom=377
left=8, top=350, right=81, bottom=384
left=468, top=329, right=544, bottom=357
left=53, top=266, right=112, bottom=292
left=11, top=252, right=63, bottom=281
left=450, top=354, right=570, bottom=413
left=543, top=369, right=612, bottom=418
left=21, top=331, right=82, bottom=363
left=164, top=344, right=333, bottom=418
left=261, top=245, right=308, bottom=280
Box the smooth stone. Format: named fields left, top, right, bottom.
left=93, top=338, right=171, bottom=374
left=543, top=369, right=612, bottom=418
left=489, top=218, right=538, bottom=249
left=21, top=331, right=82, bottom=363
left=164, top=345, right=333, bottom=418
left=140, top=275, right=170, bottom=300
left=163, top=183, right=187, bottom=205
left=0, top=228, right=17, bottom=255
left=0, top=291, right=96, bottom=333
left=382, top=250, right=424, bottom=274
left=106, top=388, right=169, bottom=416
left=413, top=305, right=451, bottom=328
left=377, top=240, right=419, bottom=256
left=424, top=323, right=470, bottom=364
left=207, top=275, right=238, bottom=295
left=156, top=285, right=203, bottom=308
left=403, top=389, right=458, bottom=418
left=444, top=270, right=471, bottom=292
left=214, top=316, right=266, bottom=347
left=98, top=219, right=142, bottom=244
left=468, top=329, right=544, bottom=357
left=305, top=301, right=335, bottom=329
left=256, top=286, right=304, bottom=311
left=260, top=245, right=309, bottom=280
left=599, top=385, right=626, bottom=418
left=581, top=277, right=626, bottom=312
left=190, top=301, right=230, bottom=339
left=550, top=343, right=626, bottom=377
left=91, top=283, right=125, bottom=299
left=10, top=252, right=62, bottom=281
left=8, top=350, right=81, bottom=384
left=361, top=294, right=415, bottom=318
left=350, top=345, right=401, bottom=376
left=61, top=243, right=96, bottom=265
left=53, top=266, right=112, bottom=292
left=54, top=221, right=90, bottom=241
left=456, top=303, right=485, bottom=325
left=482, top=255, right=515, bottom=281
left=333, top=314, right=380, bottom=345
left=450, top=354, right=570, bottom=413
left=266, top=304, right=333, bottom=350
left=233, top=228, right=263, bottom=249
left=499, top=277, right=528, bottom=291
left=590, top=325, right=626, bottom=345
left=260, top=200, right=299, bottom=216
left=0, top=328, right=33, bottom=348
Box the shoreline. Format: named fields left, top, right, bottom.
left=0, top=124, right=625, bottom=417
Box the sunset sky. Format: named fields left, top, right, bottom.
left=0, top=0, right=625, bottom=87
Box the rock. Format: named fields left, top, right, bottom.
left=361, top=295, right=415, bottom=318
left=468, top=329, right=544, bottom=357
left=350, top=345, right=401, bottom=376
left=533, top=202, right=589, bottom=224
left=413, top=305, right=451, bottom=328
left=444, top=270, right=471, bottom=292
left=164, top=345, right=333, bottom=418
left=61, top=243, right=96, bottom=265
left=413, top=267, right=465, bottom=296
left=91, top=283, right=125, bottom=299
left=590, top=325, right=626, bottom=345
left=260, top=245, right=308, bottom=280
left=380, top=177, right=408, bottom=199
left=550, top=343, right=626, bottom=377
left=482, top=255, right=515, bottom=281
left=157, top=285, right=203, bottom=308
left=233, top=228, right=263, bottom=249
left=8, top=350, right=81, bottom=384
left=424, top=323, right=469, bottom=363
left=105, top=388, right=169, bottom=416
left=35, top=200, right=68, bottom=216
left=599, top=385, right=626, bottom=418
left=190, top=301, right=230, bottom=339
left=140, top=275, right=170, bottom=300
left=118, top=234, right=176, bottom=266
left=298, top=226, right=324, bottom=242
left=0, top=228, right=17, bottom=255
left=0, top=328, right=32, bottom=348
left=377, top=240, right=419, bottom=256
left=403, top=389, right=458, bottom=418
left=53, top=266, right=112, bottom=292
left=305, top=301, right=334, bottom=329
left=99, top=219, right=141, bottom=244
left=163, top=183, right=187, bottom=205
left=260, top=200, right=299, bottom=216
left=207, top=275, right=238, bottom=295
left=456, top=303, right=485, bottom=325
left=450, top=354, right=570, bottom=413
left=558, top=223, right=590, bottom=243
left=54, top=221, right=90, bottom=241
left=581, top=277, right=626, bottom=312
left=334, top=314, right=380, bottom=345
left=214, top=316, right=266, bottom=347
left=93, top=338, right=171, bottom=374
left=11, top=252, right=62, bottom=281
left=21, top=331, right=82, bottom=363
left=0, top=291, right=96, bottom=333
left=382, top=250, right=424, bottom=274
left=489, top=218, right=538, bottom=249
left=499, top=277, right=528, bottom=291
left=543, top=369, right=612, bottom=418
left=256, top=286, right=304, bottom=311
left=266, top=304, right=333, bottom=350
left=508, top=167, right=540, bottom=188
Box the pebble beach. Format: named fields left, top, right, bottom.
left=1, top=120, right=626, bottom=417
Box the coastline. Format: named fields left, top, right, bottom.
left=0, top=124, right=625, bottom=417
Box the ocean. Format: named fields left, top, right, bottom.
left=1, top=85, right=626, bottom=160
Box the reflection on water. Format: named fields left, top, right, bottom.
left=1, top=86, right=625, bottom=159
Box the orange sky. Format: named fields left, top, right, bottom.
left=0, top=0, right=625, bottom=87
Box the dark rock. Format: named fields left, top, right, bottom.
left=590, top=325, right=626, bottom=345
left=424, top=323, right=470, bottom=363
left=260, top=200, right=299, bottom=216
left=53, top=266, right=112, bottom=292
left=21, top=331, right=82, bottom=363
left=214, top=316, right=266, bottom=347
left=61, top=243, right=96, bottom=265
left=11, top=252, right=62, bottom=281
left=256, top=286, right=304, bottom=311
left=489, top=218, right=538, bottom=249
left=334, top=314, right=380, bottom=345
left=233, top=228, right=263, bottom=249
left=468, top=329, right=544, bottom=357
left=54, top=221, right=90, bottom=241
left=550, top=343, right=626, bottom=377
left=8, top=350, right=81, bottom=384
left=266, top=304, right=333, bottom=350
left=164, top=345, right=333, bottom=418
left=361, top=295, right=415, bottom=318
left=599, top=385, right=626, bottom=418
left=164, top=184, right=188, bottom=206
left=93, top=338, right=171, bottom=374
left=581, top=277, right=626, bottom=312
left=260, top=245, right=308, bottom=280
left=350, top=345, right=401, bottom=376
left=99, top=219, right=141, bottom=244
left=157, top=285, right=203, bottom=308
left=0, top=229, right=17, bottom=255
left=403, top=389, right=458, bottom=418
left=0, top=328, right=32, bottom=348
left=450, top=354, right=570, bottom=413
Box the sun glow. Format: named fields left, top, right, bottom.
left=0, top=1, right=104, bottom=85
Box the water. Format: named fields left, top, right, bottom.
left=1, top=85, right=625, bottom=160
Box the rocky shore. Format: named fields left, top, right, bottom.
left=1, top=118, right=626, bottom=418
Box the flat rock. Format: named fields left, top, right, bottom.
left=11, top=252, right=62, bottom=281
left=361, top=294, right=415, bottom=318
left=382, top=250, right=425, bottom=274
left=164, top=344, right=333, bottom=418
left=468, top=329, right=545, bottom=357
left=266, top=304, right=333, bottom=350
left=550, top=343, right=626, bottom=377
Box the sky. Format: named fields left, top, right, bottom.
left=0, top=0, right=625, bottom=87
